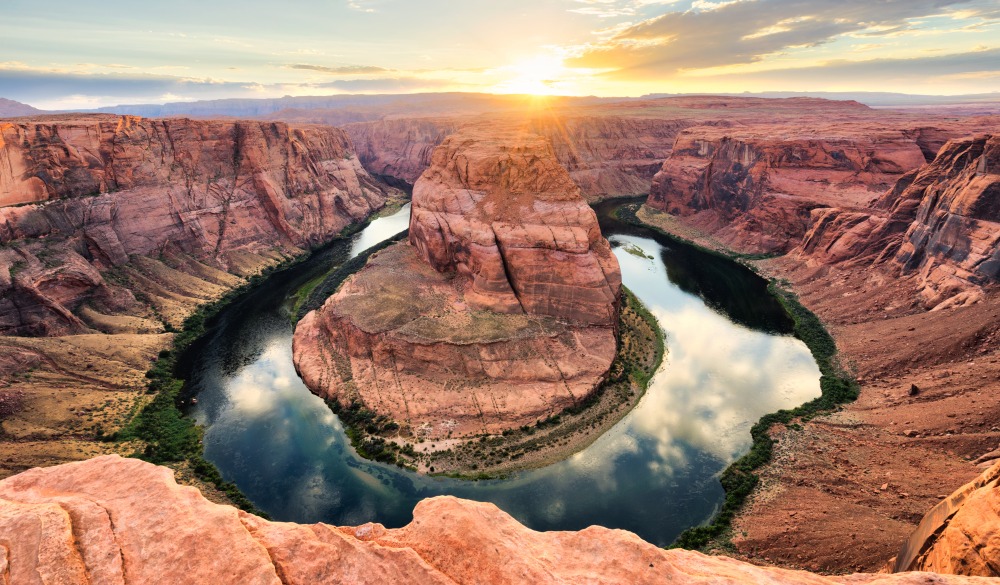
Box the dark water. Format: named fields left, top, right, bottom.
left=186, top=201, right=819, bottom=546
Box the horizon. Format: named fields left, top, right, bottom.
left=2, top=0, right=999, bottom=110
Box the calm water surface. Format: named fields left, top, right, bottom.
left=187, top=200, right=820, bottom=546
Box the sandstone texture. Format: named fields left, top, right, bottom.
left=294, top=127, right=621, bottom=437
left=798, top=134, right=999, bottom=309
left=344, top=117, right=463, bottom=184
left=0, top=115, right=393, bottom=335
left=0, top=455, right=994, bottom=585
left=647, top=127, right=928, bottom=254
left=345, top=115, right=692, bottom=200
left=894, top=461, right=1000, bottom=576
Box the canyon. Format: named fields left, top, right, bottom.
left=2, top=95, right=1000, bottom=582
left=293, top=126, right=622, bottom=439
left=0, top=454, right=995, bottom=585
left=0, top=114, right=396, bottom=477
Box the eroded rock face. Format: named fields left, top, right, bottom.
left=294, top=127, right=621, bottom=437
left=345, top=116, right=691, bottom=200
left=0, top=456, right=989, bottom=585
left=408, top=129, right=621, bottom=326
left=647, top=129, right=928, bottom=254
left=0, top=115, right=392, bottom=335
left=889, top=135, right=1000, bottom=308
left=797, top=135, right=999, bottom=309
left=894, top=461, right=1000, bottom=577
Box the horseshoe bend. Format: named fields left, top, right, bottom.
left=4, top=12, right=1000, bottom=580
left=292, top=127, right=627, bottom=447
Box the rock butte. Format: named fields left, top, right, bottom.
left=293, top=127, right=622, bottom=438
left=0, top=455, right=994, bottom=585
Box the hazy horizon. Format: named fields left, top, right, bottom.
left=2, top=0, right=999, bottom=109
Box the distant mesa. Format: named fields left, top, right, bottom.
left=293, top=126, right=622, bottom=438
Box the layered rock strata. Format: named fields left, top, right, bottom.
left=345, top=116, right=692, bottom=200
left=294, top=128, right=621, bottom=438
left=894, top=461, right=1000, bottom=576
left=0, top=455, right=991, bottom=585
left=0, top=115, right=392, bottom=335
left=647, top=128, right=929, bottom=254
left=798, top=134, right=999, bottom=309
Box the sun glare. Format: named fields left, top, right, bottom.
left=493, top=54, right=567, bottom=96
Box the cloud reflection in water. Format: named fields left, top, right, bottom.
left=189, top=208, right=821, bottom=546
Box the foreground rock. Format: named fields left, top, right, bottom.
left=894, top=461, right=1000, bottom=576
left=0, top=456, right=992, bottom=585
left=294, top=127, right=621, bottom=438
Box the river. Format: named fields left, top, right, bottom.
left=186, top=200, right=820, bottom=546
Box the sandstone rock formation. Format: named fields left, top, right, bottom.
left=647, top=127, right=928, bottom=254
left=345, top=116, right=692, bottom=200
left=294, top=128, right=621, bottom=437
left=797, top=134, right=999, bottom=309
left=893, top=461, right=1000, bottom=576
left=0, top=455, right=991, bottom=585
left=0, top=115, right=393, bottom=335
left=344, top=118, right=463, bottom=184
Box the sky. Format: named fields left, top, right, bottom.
left=1, top=0, right=999, bottom=109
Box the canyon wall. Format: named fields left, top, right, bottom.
left=0, top=115, right=393, bottom=335
left=294, top=127, right=622, bottom=437
left=345, top=116, right=692, bottom=200
left=0, top=455, right=990, bottom=585
left=798, top=134, right=999, bottom=309
left=646, top=127, right=929, bottom=254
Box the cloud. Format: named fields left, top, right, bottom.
left=0, top=67, right=451, bottom=110
left=315, top=77, right=450, bottom=92
left=288, top=64, right=390, bottom=74
left=568, top=0, right=982, bottom=77
left=693, top=46, right=1000, bottom=85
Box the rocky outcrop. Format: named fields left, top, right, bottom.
left=345, top=116, right=692, bottom=200
left=797, top=135, right=999, bottom=309
left=343, top=118, right=463, bottom=184
left=647, top=128, right=928, bottom=254
left=888, top=135, right=1000, bottom=308
left=0, top=115, right=393, bottom=335
left=294, top=127, right=621, bottom=437
left=408, top=129, right=621, bottom=325
left=0, top=455, right=991, bottom=585
left=893, top=461, right=1000, bottom=576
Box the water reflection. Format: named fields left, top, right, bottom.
left=187, top=203, right=820, bottom=546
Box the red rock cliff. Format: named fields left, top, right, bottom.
left=293, top=127, right=621, bottom=437
left=345, top=116, right=691, bottom=200
left=0, top=456, right=988, bottom=585
left=408, top=128, right=621, bottom=326
left=646, top=127, right=928, bottom=254
left=0, top=115, right=392, bottom=335
left=798, top=134, right=1000, bottom=309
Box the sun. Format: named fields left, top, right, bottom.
left=493, top=55, right=567, bottom=96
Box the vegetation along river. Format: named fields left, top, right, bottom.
left=185, top=199, right=821, bottom=547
